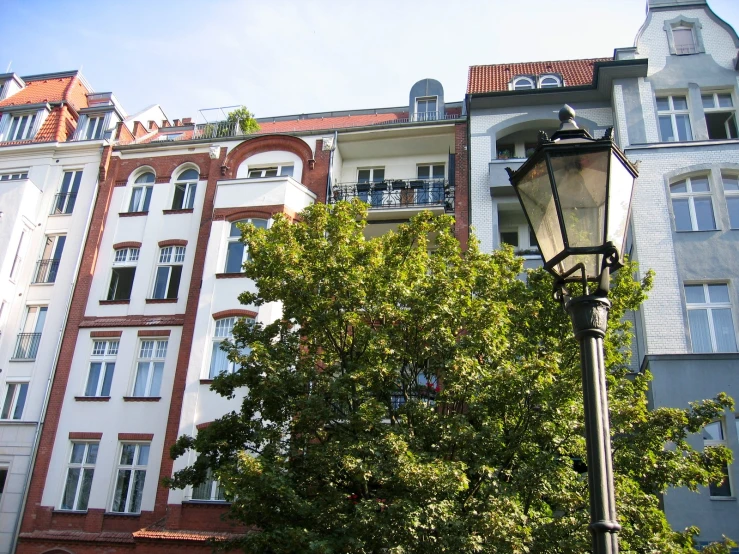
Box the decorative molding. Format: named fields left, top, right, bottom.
left=118, top=211, right=148, bottom=218
left=158, top=239, right=188, bottom=247
left=122, top=397, right=161, bottom=402
left=214, top=272, right=247, bottom=279
left=162, top=209, right=194, bottom=216
left=114, top=180, right=128, bottom=187
left=118, top=433, right=154, bottom=441
left=112, top=241, right=142, bottom=250
left=155, top=176, right=171, bottom=184
left=145, top=298, right=178, bottom=304
left=99, top=299, right=130, bottom=305
left=79, top=315, right=186, bottom=328
left=69, top=432, right=103, bottom=439
left=74, top=396, right=111, bottom=402
left=137, top=329, right=171, bottom=337
left=90, top=330, right=123, bottom=338
left=212, top=309, right=257, bottom=320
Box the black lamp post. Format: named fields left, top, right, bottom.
left=506, top=105, right=638, bottom=554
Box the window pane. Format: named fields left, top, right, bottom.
left=656, top=97, right=670, bottom=111
left=673, top=96, right=688, bottom=110
left=135, top=172, right=155, bottom=184
left=179, top=169, right=199, bottom=180
left=357, top=170, right=371, bottom=183
left=112, top=470, right=131, bottom=512
left=693, top=198, right=716, bottom=230
left=690, top=177, right=709, bottom=192
left=670, top=180, right=688, bottom=193
left=225, top=242, right=244, bottom=273
left=727, top=197, right=739, bottom=228
left=167, top=266, right=182, bottom=299
left=86, top=363, right=101, bottom=396
left=709, top=465, right=732, bottom=497
left=708, top=284, right=730, bottom=303
left=685, top=285, right=706, bottom=304
left=13, top=384, right=27, bottom=419
left=659, top=116, right=675, bottom=142
left=672, top=199, right=692, bottom=231
left=121, top=444, right=136, bottom=465
left=373, top=169, right=385, bottom=182
left=138, top=445, right=150, bottom=465
left=280, top=166, right=294, bottom=177
left=172, top=184, right=185, bottom=210
left=61, top=468, right=80, bottom=510
left=432, top=165, right=445, bottom=179
left=101, top=363, right=114, bottom=396
left=0, top=386, right=14, bottom=419
left=689, top=309, right=713, bottom=352
left=702, top=94, right=715, bottom=109
left=77, top=468, right=94, bottom=510
left=718, top=94, right=733, bottom=108
left=712, top=309, right=737, bottom=352
left=134, top=363, right=150, bottom=396
left=70, top=443, right=85, bottom=464
left=210, top=342, right=229, bottom=378
left=675, top=114, right=692, bottom=141
left=130, top=470, right=146, bottom=513
left=704, top=421, right=723, bottom=440
left=417, top=166, right=430, bottom=179
left=86, top=443, right=99, bottom=464
left=153, top=267, right=170, bottom=299
left=149, top=362, right=164, bottom=396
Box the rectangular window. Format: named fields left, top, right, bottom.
left=0, top=383, right=28, bottom=420
left=128, top=185, right=153, bottom=213
left=13, top=306, right=47, bottom=359
left=6, top=113, right=37, bottom=141
left=247, top=165, right=293, bottom=178
left=172, top=182, right=197, bottom=210
left=669, top=176, right=716, bottom=231
left=415, top=97, right=438, bottom=121
left=133, top=340, right=167, bottom=397
left=224, top=219, right=268, bottom=273
left=191, top=469, right=226, bottom=501
left=107, top=248, right=138, bottom=301
left=673, top=27, right=697, bottom=55
left=111, top=443, right=149, bottom=513
left=657, top=95, right=692, bottom=142
left=60, top=442, right=98, bottom=510
left=52, top=170, right=83, bottom=215
left=84, top=340, right=118, bottom=397
left=723, top=172, right=739, bottom=229
left=0, top=467, right=7, bottom=503
left=151, top=246, right=185, bottom=299
left=702, top=92, right=738, bottom=140
left=703, top=421, right=731, bottom=497
left=357, top=168, right=385, bottom=207
left=686, top=283, right=737, bottom=353
left=82, top=116, right=105, bottom=140
left=209, top=317, right=253, bottom=378
left=34, top=234, right=66, bottom=284
left=416, top=164, right=445, bottom=204
left=0, top=172, right=28, bottom=180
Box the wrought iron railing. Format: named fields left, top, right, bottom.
left=330, top=179, right=453, bottom=211
left=34, top=259, right=60, bottom=284
left=13, top=333, right=41, bottom=360
left=192, top=121, right=243, bottom=140
left=51, top=193, right=77, bottom=215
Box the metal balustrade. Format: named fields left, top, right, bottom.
left=13, top=333, right=41, bottom=360
left=330, top=179, right=453, bottom=211
left=50, top=193, right=77, bottom=215
left=33, top=259, right=60, bottom=283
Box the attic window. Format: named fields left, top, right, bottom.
left=538, top=75, right=561, bottom=88
left=673, top=26, right=696, bottom=55
left=664, top=16, right=705, bottom=56
left=512, top=77, right=535, bottom=91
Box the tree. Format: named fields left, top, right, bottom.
left=169, top=201, right=735, bottom=553
left=226, top=106, right=260, bottom=135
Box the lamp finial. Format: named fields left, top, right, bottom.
left=557, top=105, right=579, bottom=132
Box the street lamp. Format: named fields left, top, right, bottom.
left=506, top=105, right=638, bottom=554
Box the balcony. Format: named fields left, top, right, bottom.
left=13, top=333, right=41, bottom=360
left=33, top=259, right=60, bottom=284
left=330, top=179, right=453, bottom=212
left=50, top=193, right=77, bottom=215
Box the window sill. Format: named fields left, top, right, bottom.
left=75, top=396, right=111, bottom=402
left=709, top=496, right=736, bottom=501
left=163, top=208, right=194, bottom=215
left=31, top=282, right=55, bottom=286
left=104, top=512, right=142, bottom=517
left=52, top=509, right=88, bottom=515
left=122, top=396, right=161, bottom=402
left=199, top=379, right=214, bottom=385
left=215, top=273, right=247, bottom=279
left=182, top=500, right=231, bottom=505
left=675, top=229, right=719, bottom=233
left=145, top=298, right=178, bottom=304
left=100, top=299, right=130, bottom=305
left=9, top=358, right=36, bottom=362
left=119, top=211, right=148, bottom=218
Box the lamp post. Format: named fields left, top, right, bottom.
left=506, top=105, right=638, bottom=554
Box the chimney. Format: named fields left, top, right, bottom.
left=182, top=117, right=192, bottom=125
left=173, top=119, right=181, bottom=127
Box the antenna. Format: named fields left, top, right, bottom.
left=5, top=61, right=11, bottom=73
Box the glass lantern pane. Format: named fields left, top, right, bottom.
left=554, top=253, right=600, bottom=282
left=606, top=151, right=636, bottom=254
left=550, top=150, right=608, bottom=248
left=515, top=159, right=564, bottom=265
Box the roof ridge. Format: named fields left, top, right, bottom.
left=469, top=57, right=612, bottom=69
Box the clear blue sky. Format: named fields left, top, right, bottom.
left=2, top=0, right=738, bottom=122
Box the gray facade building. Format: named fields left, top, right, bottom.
left=467, top=0, right=739, bottom=546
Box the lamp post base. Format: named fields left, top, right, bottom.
left=565, top=294, right=620, bottom=554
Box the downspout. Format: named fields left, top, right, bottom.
left=326, top=131, right=338, bottom=202
left=9, top=145, right=103, bottom=554
left=465, top=94, right=472, bottom=246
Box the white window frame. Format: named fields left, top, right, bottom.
left=672, top=25, right=697, bottom=55
left=151, top=246, right=185, bottom=299
left=538, top=75, right=561, bottom=88
left=415, top=96, right=438, bottom=121
left=0, top=171, right=28, bottom=180
left=512, top=76, right=535, bottom=91
left=171, top=169, right=199, bottom=210
left=110, top=443, right=149, bottom=513
left=722, top=172, right=739, bottom=229
left=685, top=283, right=738, bottom=353
left=60, top=442, right=99, bottom=511
left=53, top=170, right=83, bottom=215
left=703, top=420, right=732, bottom=498
left=84, top=340, right=118, bottom=397
left=669, top=175, right=716, bottom=231
left=81, top=115, right=106, bottom=140
left=209, top=317, right=254, bottom=378
left=0, top=382, right=28, bottom=420
left=702, top=92, right=738, bottom=140
left=657, top=95, right=692, bottom=142
left=132, top=339, right=167, bottom=397
left=246, top=165, right=294, bottom=178
left=128, top=172, right=155, bottom=213
left=189, top=468, right=226, bottom=502
left=107, top=248, right=138, bottom=301
left=224, top=219, right=269, bottom=273
left=6, top=112, right=38, bottom=141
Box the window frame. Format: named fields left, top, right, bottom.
left=171, top=169, right=199, bottom=210
left=110, top=442, right=149, bottom=514
left=53, top=170, right=83, bottom=215
left=81, top=115, right=106, bottom=140
left=84, top=340, right=118, bottom=397
left=702, top=92, right=738, bottom=140
left=722, top=171, right=739, bottom=229
left=685, top=283, right=738, bottom=353
left=209, top=317, right=254, bottom=378
left=107, top=248, right=139, bottom=301
left=512, top=76, right=535, bottom=91
left=128, top=172, right=155, bottom=213
left=657, top=95, right=693, bottom=142
left=189, top=468, right=226, bottom=502
left=150, top=246, right=185, bottom=299
left=415, top=96, right=438, bottom=121
left=538, top=75, right=561, bottom=88
left=669, top=175, right=716, bottom=232
left=132, top=339, right=168, bottom=397
left=224, top=219, right=269, bottom=274
left=703, top=420, right=733, bottom=498
left=246, top=165, right=294, bottom=178
left=60, top=441, right=99, bottom=511
left=6, top=112, right=38, bottom=141
left=0, top=382, right=29, bottom=420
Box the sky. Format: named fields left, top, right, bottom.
left=2, top=0, right=739, bottom=123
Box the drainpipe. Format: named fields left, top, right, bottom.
left=9, top=146, right=103, bottom=553
left=326, top=131, right=338, bottom=202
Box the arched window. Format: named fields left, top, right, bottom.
left=669, top=175, right=716, bottom=231
left=171, top=168, right=199, bottom=210
left=128, top=172, right=155, bottom=213
left=209, top=317, right=254, bottom=378
left=538, top=75, right=561, bottom=88
left=224, top=219, right=268, bottom=273
left=512, top=77, right=535, bottom=91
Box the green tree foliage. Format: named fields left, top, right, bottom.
left=227, top=106, right=260, bottom=135
left=169, top=201, right=735, bottom=553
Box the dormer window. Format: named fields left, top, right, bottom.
left=538, top=75, right=561, bottom=89
left=415, top=97, right=438, bottom=121
left=80, top=115, right=105, bottom=140
left=673, top=26, right=696, bottom=55
left=664, top=16, right=705, bottom=56
left=7, top=113, right=37, bottom=141
left=512, top=77, right=535, bottom=91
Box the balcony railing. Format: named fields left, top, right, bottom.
left=51, top=193, right=77, bottom=215
left=34, top=259, right=60, bottom=284
left=330, top=179, right=453, bottom=211
left=13, top=333, right=41, bottom=360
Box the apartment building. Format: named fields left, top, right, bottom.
left=468, top=0, right=739, bottom=546
left=14, top=79, right=468, bottom=553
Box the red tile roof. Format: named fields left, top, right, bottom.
left=133, top=528, right=243, bottom=542
left=0, top=76, right=88, bottom=109
left=19, top=529, right=135, bottom=544
left=467, top=58, right=612, bottom=94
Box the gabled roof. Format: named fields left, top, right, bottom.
left=467, top=58, right=612, bottom=94
left=0, top=73, right=89, bottom=111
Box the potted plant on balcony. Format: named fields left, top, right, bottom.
left=497, top=149, right=512, bottom=160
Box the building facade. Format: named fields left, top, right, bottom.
left=14, top=80, right=468, bottom=552
left=468, top=0, right=739, bottom=546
